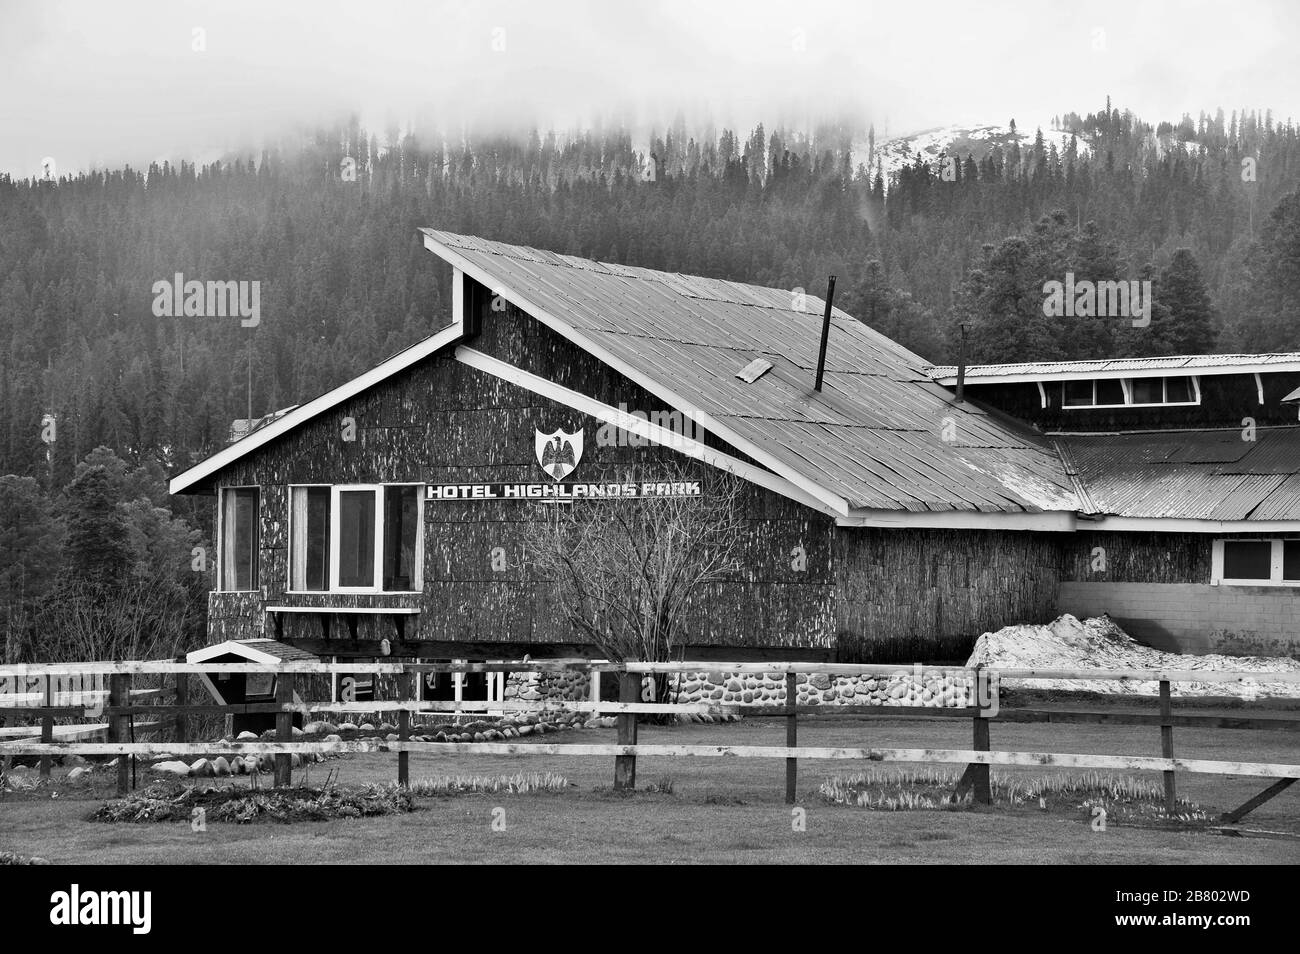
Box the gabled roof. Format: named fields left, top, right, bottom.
left=171, top=228, right=1082, bottom=520
left=927, top=353, right=1300, bottom=385
left=419, top=230, right=1080, bottom=518
left=187, top=639, right=320, bottom=664
left=168, top=229, right=1300, bottom=531
left=169, top=320, right=466, bottom=494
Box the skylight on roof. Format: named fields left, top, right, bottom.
left=736, top=358, right=774, bottom=384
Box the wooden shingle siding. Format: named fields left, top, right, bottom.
left=1060, top=532, right=1213, bottom=583
left=210, top=308, right=837, bottom=652
left=834, top=528, right=1060, bottom=660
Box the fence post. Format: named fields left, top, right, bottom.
left=275, top=671, right=294, bottom=788
left=1159, top=679, right=1176, bottom=815
left=110, top=673, right=129, bottom=796
left=971, top=712, right=991, bottom=805
left=39, top=675, right=53, bottom=779
left=785, top=672, right=797, bottom=804
left=397, top=669, right=411, bottom=788
left=174, top=671, right=188, bottom=743
left=614, top=669, right=638, bottom=791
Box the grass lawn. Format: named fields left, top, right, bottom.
left=3, top=705, right=1299, bottom=864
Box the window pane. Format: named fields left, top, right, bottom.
left=1063, top=380, right=1093, bottom=407
left=222, top=488, right=258, bottom=590
left=1095, top=378, right=1125, bottom=405
left=1129, top=377, right=1163, bottom=404
left=423, top=666, right=455, bottom=701
left=1165, top=377, right=1193, bottom=402
left=337, top=490, right=376, bottom=587
left=1223, top=541, right=1271, bottom=580
left=291, top=487, right=330, bottom=590
left=305, top=488, right=330, bottom=590
left=383, top=486, right=420, bottom=591
left=1284, top=541, right=1300, bottom=581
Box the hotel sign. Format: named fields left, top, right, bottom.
left=426, top=481, right=701, bottom=501
left=425, top=425, right=702, bottom=501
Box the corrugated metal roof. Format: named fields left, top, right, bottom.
left=928, top=353, right=1300, bottom=381
left=424, top=229, right=1079, bottom=514
left=1061, top=429, right=1300, bottom=520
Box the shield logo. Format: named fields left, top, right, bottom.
left=535, top=428, right=584, bottom=481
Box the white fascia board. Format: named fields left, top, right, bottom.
left=423, top=232, right=851, bottom=517
left=455, top=346, right=840, bottom=517
left=169, top=297, right=466, bottom=494
left=1086, top=516, right=1300, bottom=534
left=931, top=364, right=1300, bottom=386
left=265, top=606, right=421, bottom=614
left=837, top=509, right=1078, bottom=532
left=186, top=640, right=282, bottom=665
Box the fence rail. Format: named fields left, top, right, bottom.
left=2, top=659, right=1298, bottom=822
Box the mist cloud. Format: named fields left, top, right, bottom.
left=3, top=0, right=1299, bottom=177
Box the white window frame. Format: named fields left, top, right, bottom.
left=287, top=483, right=331, bottom=594
left=451, top=659, right=507, bottom=708
left=330, top=484, right=384, bottom=593
left=327, top=484, right=425, bottom=594
left=1061, top=375, right=1201, bottom=410
left=1211, top=538, right=1300, bottom=587
left=217, top=485, right=260, bottom=592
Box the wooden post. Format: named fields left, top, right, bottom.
left=397, top=670, right=411, bottom=788
left=1159, top=679, right=1176, bottom=815
left=785, top=672, right=797, bottom=804
left=971, top=714, right=991, bottom=805
left=1220, top=777, right=1297, bottom=825
left=174, top=672, right=188, bottom=743
left=614, top=669, right=638, bottom=791
left=39, top=675, right=53, bottom=779
left=110, top=673, right=129, bottom=795
left=274, top=672, right=294, bottom=788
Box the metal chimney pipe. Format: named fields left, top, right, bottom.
left=955, top=323, right=967, bottom=404
left=814, top=276, right=837, bottom=393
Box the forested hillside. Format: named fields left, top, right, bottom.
left=2, top=103, right=1300, bottom=661
left=3, top=104, right=1299, bottom=485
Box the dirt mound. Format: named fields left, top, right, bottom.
left=966, top=614, right=1300, bottom=698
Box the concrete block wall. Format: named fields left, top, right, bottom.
left=1058, top=581, right=1300, bottom=658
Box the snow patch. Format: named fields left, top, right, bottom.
left=854, top=120, right=1091, bottom=192
left=967, top=614, right=1300, bottom=698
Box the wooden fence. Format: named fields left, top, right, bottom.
left=2, top=660, right=1299, bottom=823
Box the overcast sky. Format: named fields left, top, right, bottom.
left=3, top=0, right=1299, bottom=178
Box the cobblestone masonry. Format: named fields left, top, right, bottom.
left=500, top=667, right=990, bottom=708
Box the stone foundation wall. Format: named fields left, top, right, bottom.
left=504, top=669, right=590, bottom=702
left=662, top=669, right=980, bottom=708
left=491, top=667, right=984, bottom=709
